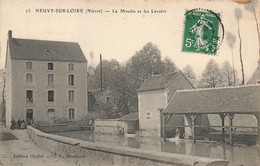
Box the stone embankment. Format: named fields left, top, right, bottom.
left=27, top=126, right=228, bottom=166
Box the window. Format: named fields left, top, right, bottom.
left=257, top=80, right=260, bottom=84
left=48, top=63, right=53, bottom=70
left=69, top=108, right=75, bottom=120
left=106, top=96, right=111, bottom=103
left=26, top=73, right=33, bottom=83
left=26, top=62, right=32, bottom=69
left=48, top=109, right=55, bottom=112
left=26, top=90, right=33, bottom=102
left=68, top=75, right=74, bottom=86
left=48, top=90, right=54, bottom=102
left=48, top=74, right=54, bottom=86
left=69, top=90, right=74, bottom=102
left=68, top=63, right=74, bottom=71
left=146, top=113, right=151, bottom=119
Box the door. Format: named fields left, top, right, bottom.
left=26, top=109, right=33, bottom=120
left=48, top=109, right=55, bottom=124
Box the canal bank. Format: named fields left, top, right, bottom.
left=53, top=129, right=260, bottom=166
left=27, top=126, right=228, bottom=166
left=0, top=125, right=77, bottom=166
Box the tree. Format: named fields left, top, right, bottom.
left=235, top=8, right=245, bottom=85
left=127, top=43, right=163, bottom=84
left=99, top=102, right=120, bottom=119
left=226, top=32, right=237, bottom=85
left=127, top=43, right=178, bottom=87
left=89, top=43, right=178, bottom=118
left=182, top=64, right=197, bottom=86
left=245, top=1, right=260, bottom=60
left=125, top=43, right=178, bottom=113
left=88, top=59, right=135, bottom=117
left=89, top=51, right=94, bottom=67
left=112, top=67, right=137, bottom=115
left=199, top=59, right=223, bottom=88
left=162, top=57, right=178, bottom=73
left=89, top=59, right=120, bottom=89
left=221, top=60, right=237, bottom=86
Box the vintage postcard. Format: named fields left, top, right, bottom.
left=0, top=0, right=259, bottom=166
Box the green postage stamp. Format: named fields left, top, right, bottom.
left=182, top=9, right=222, bottom=55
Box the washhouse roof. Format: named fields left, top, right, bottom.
left=163, top=85, right=260, bottom=115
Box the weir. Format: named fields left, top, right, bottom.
left=27, top=126, right=228, bottom=166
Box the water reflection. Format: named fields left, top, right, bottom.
left=54, top=131, right=260, bottom=166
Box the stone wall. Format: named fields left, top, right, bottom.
left=7, top=58, right=88, bottom=126
left=34, top=123, right=83, bottom=133
left=138, top=89, right=167, bottom=134
left=94, top=119, right=123, bottom=135
left=27, top=126, right=228, bottom=166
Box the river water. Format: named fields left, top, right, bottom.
left=54, top=130, right=260, bottom=166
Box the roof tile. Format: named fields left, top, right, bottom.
left=137, top=72, right=178, bottom=92
left=9, top=38, right=87, bottom=62
left=163, top=85, right=260, bottom=114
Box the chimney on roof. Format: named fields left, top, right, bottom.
left=8, top=30, right=12, bottom=40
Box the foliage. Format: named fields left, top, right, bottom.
left=226, top=31, right=237, bottom=85
left=221, top=60, right=237, bottom=86
left=127, top=42, right=163, bottom=84
left=226, top=32, right=236, bottom=49
left=88, top=43, right=178, bottom=118
left=182, top=64, right=197, bottom=86
left=89, top=51, right=94, bottom=66
left=234, top=8, right=242, bottom=21
left=199, top=59, right=223, bottom=88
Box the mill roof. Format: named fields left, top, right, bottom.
left=8, top=38, right=87, bottom=62
left=137, top=72, right=179, bottom=92
left=162, top=85, right=260, bottom=115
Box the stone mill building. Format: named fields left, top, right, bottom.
left=5, top=30, right=88, bottom=128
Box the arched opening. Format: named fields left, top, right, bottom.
left=26, top=109, right=33, bottom=120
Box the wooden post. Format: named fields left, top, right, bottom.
left=190, top=114, right=198, bottom=144
left=162, top=114, right=166, bottom=140
left=227, top=113, right=235, bottom=146
left=255, top=113, right=260, bottom=145
left=219, top=113, right=226, bottom=142
left=256, top=113, right=260, bottom=145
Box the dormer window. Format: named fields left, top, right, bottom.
left=26, top=62, right=32, bottom=69
left=48, top=63, right=53, bottom=70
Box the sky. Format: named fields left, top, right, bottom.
left=0, top=0, right=259, bottom=82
